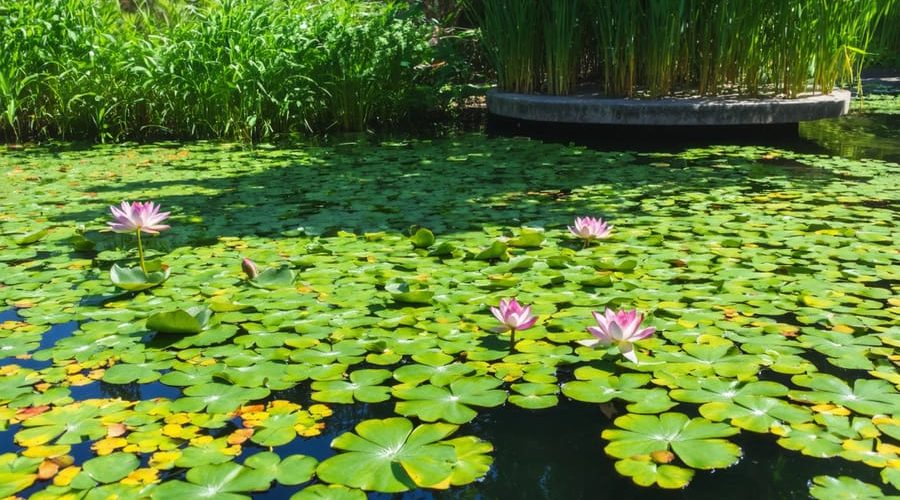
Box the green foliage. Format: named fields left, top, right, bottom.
left=0, top=0, right=438, bottom=142
left=475, top=0, right=896, bottom=97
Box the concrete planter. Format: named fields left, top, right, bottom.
left=487, top=88, right=851, bottom=126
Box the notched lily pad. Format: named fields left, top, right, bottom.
left=249, top=265, right=296, bottom=289
left=110, top=262, right=171, bottom=291
left=316, top=417, right=492, bottom=493
left=146, top=306, right=212, bottom=335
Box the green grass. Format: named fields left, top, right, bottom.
left=0, top=0, right=443, bottom=142
left=475, top=0, right=895, bottom=97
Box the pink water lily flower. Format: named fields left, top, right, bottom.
left=241, top=257, right=259, bottom=279
left=107, top=201, right=170, bottom=274
left=579, top=308, right=655, bottom=363
left=491, top=298, right=537, bottom=352
left=568, top=216, right=612, bottom=246
left=108, top=201, right=171, bottom=234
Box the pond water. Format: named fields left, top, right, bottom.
left=0, top=103, right=897, bottom=499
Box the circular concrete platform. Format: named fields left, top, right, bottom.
left=487, top=88, right=851, bottom=125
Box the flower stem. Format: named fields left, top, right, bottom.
left=136, top=229, right=146, bottom=274
left=509, top=328, right=517, bottom=353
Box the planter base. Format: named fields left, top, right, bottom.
left=487, top=89, right=851, bottom=126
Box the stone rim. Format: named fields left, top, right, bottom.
left=487, top=89, right=851, bottom=125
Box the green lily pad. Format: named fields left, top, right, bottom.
left=245, top=451, right=318, bottom=486
left=249, top=266, right=296, bottom=289
left=311, top=369, right=393, bottom=404
left=110, top=263, right=171, bottom=291
left=152, top=462, right=273, bottom=499
left=82, top=452, right=139, bottom=483
left=508, top=228, right=544, bottom=248
left=789, top=374, right=900, bottom=416
left=393, top=376, right=507, bottom=424
left=809, top=475, right=887, bottom=500
left=146, top=306, right=212, bottom=334
left=291, top=484, right=367, bottom=500
left=14, top=228, right=49, bottom=246
left=410, top=228, right=436, bottom=249
left=385, top=281, right=434, bottom=305
left=317, top=417, right=489, bottom=493
left=603, top=412, right=742, bottom=470
left=614, top=455, right=695, bottom=489
left=0, top=453, right=41, bottom=497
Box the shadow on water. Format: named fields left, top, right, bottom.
left=248, top=397, right=881, bottom=500
left=16, top=131, right=869, bottom=253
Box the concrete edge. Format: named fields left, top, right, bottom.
left=486, top=89, right=851, bottom=125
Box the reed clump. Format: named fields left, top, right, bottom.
left=474, top=0, right=895, bottom=98
left=0, top=0, right=440, bottom=142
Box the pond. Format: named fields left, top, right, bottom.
left=0, top=107, right=897, bottom=499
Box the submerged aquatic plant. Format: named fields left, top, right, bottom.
left=568, top=216, right=612, bottom=247
left=579, top=309, right=655, bottom=363
left=490, top=298, right=537, bottom=351
left=108, top=201, right=170, bottom=274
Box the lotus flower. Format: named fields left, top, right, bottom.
left=108, top=201, right=171, bottom=234
left=579, top=308, right=655, bottom=363
left=491, top=298, right=537, bottom=352
left=568, top=216, right=612, bottom=246
left=241, top=257, right=259, bottom=279
left=107, top=201, right=170, bottom=274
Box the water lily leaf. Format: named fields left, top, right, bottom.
left=789, top=374, right=900, bottom=416
left=393, top=376, right=507, bottom=424
left=561, top=373, right=676, bottom=413
left=773, top=422, right=843, bottom=458
left=291, top=484, right=367, bottom=500
left=508, top=383, right=558, bottom=409
left=249, top=266, right=296, bottom=289
left=0, top=453, right=41, bottom=497
left=146, top=306, right=211, bottom=335
left=446, top=436, right=493, bottom=485
left=152, top=462, right=272, bottom=499
left=311, top=369, right=392, bottom=404
left=700, top=395, right=812, bottom=433
left=809, top=475, right=887, bottom=499
left=385, top=281, right=433, bottom=305
left=603, top=413, right=741, bottom=470
left=14, top=228, right=49, bottom=246
left=428, top=242, right=456, bottom=257
left=174, top=383, right=270, bottom=414
left=410, top=228, right=435, bottom=248
left=82, top=452, right=139, bottom=483
left=244, top=451, right=317, bottom=486
left=614, top=455, right=694, bottom=489
left=508, top=228, right=544, bottom=248
left=316, top=417, right=458, bottom=493
left=473, top=240, right=508, bottom=261
left=110, top=263, right=170, bottom=291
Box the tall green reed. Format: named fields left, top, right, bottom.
left=0, top=0, right=437, bottom=142
left=475, top=0, right=892, bottom=99
left=473, top=0, right=541, bottom=93
left=543, top=0, right=581, bottom=95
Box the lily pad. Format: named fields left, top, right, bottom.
left=603, top=412, right=742, bottom=470
left=249, top=266, right=296, bottom=289
left=146, top=306, right=212, bottom=334
left=316, top=417, right=490, bottom=493
left=110, top=263, right=171, bottom=291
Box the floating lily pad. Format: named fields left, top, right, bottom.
left=110, top=263, right=171, bottom=291
left=249, top=266, right=296, bottom=289
left=410, top=228, right=436, bottom=249
left=146, top=306, right=212, bottom=334
left=603, top=413, right=742, bottom=471
left=316, top=417, right=491, bottom=493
